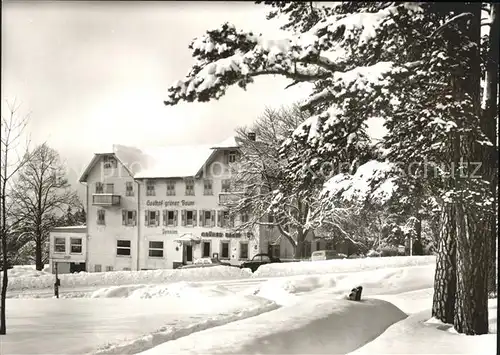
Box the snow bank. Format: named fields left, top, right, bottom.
left=6, top=266, right=253, bottom=291
left=252, top=255, right=436, bottom=278
left=90, top=281, right=235, bottom=299
left=249, top=264, right=435, bottom=306
left=350, top=301, right=497, bottom=354
left=137, top=298, right=407, bottom=355
left=6, top=265, right=50, bottom=278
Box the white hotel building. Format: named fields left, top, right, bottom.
left=50, top=137, right=316, bottom=273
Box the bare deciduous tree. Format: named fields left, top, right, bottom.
left=0, top=99, right=31, bottom=335
left=12, top=143, right=80, bottom=271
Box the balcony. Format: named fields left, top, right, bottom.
left=92, top=194, right=121, bottom=206
left=218, top=192, right=244, bottom=206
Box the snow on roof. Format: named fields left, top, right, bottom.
left=118, top=144, right=215, bottom=179
left=210, top=136, right=240, bottom=149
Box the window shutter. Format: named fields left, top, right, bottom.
left=193, top=210, right=198, bottom=226
left=155, top=211, right=160, bottom=227
left=211, top=210, right=215, bottom=227
left=132, top=211, right=137, bottom=226
left=223, top=151, right=229, bottom=164
left=174, top=210, right=178, bottom=226
left=217, top=211, right=222, bottom=227
left=162, top=210, right=167, bottom=226
left=181, top=210, right=186, bottom=226
left=122, top=210, right=126, bottom=225
left=199, top=210, right=205, bottom=227
left=145, top=210, right=149, bottom=226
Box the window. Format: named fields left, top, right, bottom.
left=97, top=209, right=105, bottom=225
left=182, top=210, right=197, bottom=226
left=122, top=210, right=137, bottom=226
left=95, top=182, right=104, bottom=194
left=220, top=241, right=230, bottom=259
left=239, top=242, right=249, bottom=259
left=166, top=179, right=176, bottom=196
left=146, top=180, right=155, bottom=196
left=229, top=151, right=238, bottom=163
left=94, top=264, right=102, bottom=272
left=145, top=210, right=160, bottom=227
left=103, top=155, right=117, bottom=169
left=149, top=241, right=164, bottom=258
left=126, top=181, right=134, bottom=196
left=185, top=178, right=195, bottom=196
left=163, top=210, right=178, bottom=227
left=200, top=210, right=214, bottom=227
left=203, top=179, right=213, bottom=195
left=240, top=213, right=249, bottom=224
left=70, top=238, right=82, bottom=254
left=54, top=237, right=65, bottom=253
left=105, top=183, right=114, bottom=194
left=219, top=210, right=232, bottom=228
left=202, top=241, right=211, bottom=258
left=117, top=240, right=131, bottom=256
left=316, top=241, right=321, bottom=251
left=221, top=179, right=231, bottom=192
left=106, top=266, right=114, bottom=272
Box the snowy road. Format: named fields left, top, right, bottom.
left=6, top=277, right=268, bottom=299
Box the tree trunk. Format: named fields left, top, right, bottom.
left=452, top=3, right=490, bottom=334
left=294, top=229, right=305, bottom=259
left=453, top=204, right=489, bottom=334
left=35, top=233, right=43, bottom=271
left=484, top=2, right=499, bottom=296
left=1, top=175, right=7, bottom=334
left=432, top=204, right=457, bottom=324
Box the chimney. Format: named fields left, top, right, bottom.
left=247, top=132, right=256, bottom=141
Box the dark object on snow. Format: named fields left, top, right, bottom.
left=240, top=253, right=281, bottom=272
left=348, top=286, right=363, bottom=301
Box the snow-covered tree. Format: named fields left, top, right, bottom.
left=226, top=105, right=325, bottom=258
left=163, top=2, right=496, bottom=334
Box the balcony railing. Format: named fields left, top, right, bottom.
left=218, top=192, right=244, bottom=206
left=92, top=194, right=121, bottom=206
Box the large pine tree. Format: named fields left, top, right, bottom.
left=163, top=2, right=496, bottom=334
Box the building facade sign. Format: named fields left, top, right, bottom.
left=162, top=229, right=179, bottom=235
left=146, top=200, right=195, bottom=207
left=200, top=231, right=250, bottom=238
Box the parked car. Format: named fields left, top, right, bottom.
left=240, top=253, right=281, bottom=272
left=311, top=250, right=347, bottom=261
left=177, top=257, right=235, bottom=269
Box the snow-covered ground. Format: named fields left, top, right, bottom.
left=4, top=265, right=253, bottom=292
left=5, top=256, right=435, bottom=294
left=2, top=284, right=278, bottom=355
left=3, top=256, right=495, bottom=355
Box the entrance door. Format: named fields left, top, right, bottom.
left=184, top=244, right=193, bottom=263
left=70, top=262, right=86, bottom=273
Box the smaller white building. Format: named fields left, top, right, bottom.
left=49, top=226, right=87, bottom=274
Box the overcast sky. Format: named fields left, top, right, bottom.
left=2, top=1, right=385, bottom=196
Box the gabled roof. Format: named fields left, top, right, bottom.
left=80, top=138, right=239, bottom=182
left=210, top=136, right=241, bottom=149
left=79, top=152, right=118, bottom=183
left=132, top=144, right=215, bottom=179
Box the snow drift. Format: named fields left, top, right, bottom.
left=5, top=266, right=253, bottom=291
left=137, top=298, right=407, bottom=355
left=252, top=255, right=436, bottom=278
